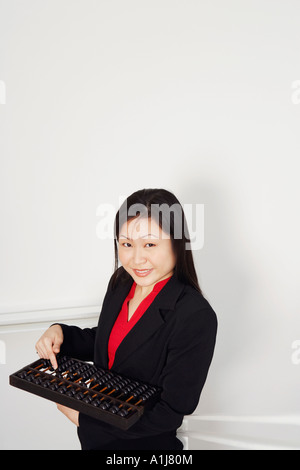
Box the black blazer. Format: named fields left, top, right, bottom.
left=59, top=272, right=217, bottom=450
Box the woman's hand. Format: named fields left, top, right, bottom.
left=56, top=404, right=79, bottom=426
left=35, top=324, right=64, bottom=369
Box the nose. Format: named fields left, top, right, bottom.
left=132, top=247, right=147, bottom=266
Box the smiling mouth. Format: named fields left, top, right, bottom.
left=132, top=268, right=153, bottom=276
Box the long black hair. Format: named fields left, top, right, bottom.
left=110, top=188, right=202, bottom=295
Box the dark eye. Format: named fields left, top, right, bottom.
left=122, top=242, right=132, bottom=248
left=145, top=243, right=156, bottom=248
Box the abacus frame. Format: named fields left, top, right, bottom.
left=9, top=355, right=161, bottom=430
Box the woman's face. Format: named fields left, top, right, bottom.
left=118, top=217, right=176, bottom=289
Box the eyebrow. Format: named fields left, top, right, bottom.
left=119, top=233, right=159, bottom=240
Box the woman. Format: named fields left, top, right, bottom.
left=35, top=188, right=217, bottom=450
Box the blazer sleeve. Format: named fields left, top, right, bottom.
left=57, top=324, right=97, bottom=362
left=96, top=304, right=218, bottom=440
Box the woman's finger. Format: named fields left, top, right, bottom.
left=36, top=343, right=47, bottom=359
left=48, top=350, right=58, bottom=370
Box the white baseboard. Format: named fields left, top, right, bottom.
left=178, top=415, right=300, bottom=450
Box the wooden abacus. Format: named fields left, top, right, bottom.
left=9, top=355, right=161, bottom=430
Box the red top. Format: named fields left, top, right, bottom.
left=107, top=276, right=172, bottom=369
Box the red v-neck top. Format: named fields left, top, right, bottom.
left=107, top=276, right=172, bottom=369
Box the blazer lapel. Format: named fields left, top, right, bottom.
left=95, top=278, right=133, bottom=368
left=110, top=275, right=185, bottom=370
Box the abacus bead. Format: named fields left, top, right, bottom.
left=83, top=395, right=92, bottom=403
left=99, top=401, right=110, bottom=410
left=92, top=399, right=101, bottom=407
left=110, top=405, right=119, bottom=414
left=50, top=383, right=59, bottom=390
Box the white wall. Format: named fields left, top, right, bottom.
left=1, top=0, right=300, bottom=450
